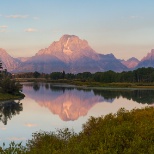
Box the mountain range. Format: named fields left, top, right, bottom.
left=121, top=57, right=140, bottom=69
left=0, top=34, right=154, bottom=73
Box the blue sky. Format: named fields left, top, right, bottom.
left=0, top=0, right=154, bottom=60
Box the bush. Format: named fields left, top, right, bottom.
left=0, top=78, right=22, bottom=95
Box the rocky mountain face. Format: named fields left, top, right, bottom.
left=14, top=35, right=127, bottom=73
left=17, top=57, right=30, bottom=62
left=136, top=49, right=154, bottom=68
left=98, top=53, right=128, bottom=72
left=121, top=57, right=140, bottom=69
left=0, top=48, right=20, bottom=71
left=4, top=35, right=154, bottom=73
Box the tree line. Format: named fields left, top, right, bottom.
left=14, top=67, right=154, bottom=83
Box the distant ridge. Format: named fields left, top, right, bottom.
left=136, top=49, right=154, bottom=68
left=0, top=35, right=154, bottom=73
left=121, top=57, right=140, bottom=69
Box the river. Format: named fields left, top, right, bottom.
left=0, top=82, right=153, bottom=146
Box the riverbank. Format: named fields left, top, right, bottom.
left=15, top=78, right=154, bottom=89
left=0, top=92, right=25, bottom=101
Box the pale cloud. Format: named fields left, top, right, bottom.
left=121, top=15, right=142, bottom=21
left=130, top=15, right=142, bottom=19
left=33, top=17, right=39, bottom=20
left=0, top=29, right=6, bottom=33
left=0, top=25, right=8, bottom=28
left=7, top=137, right=26, bottom=141
left=0, top=25, right=7, bottom=32
left=6, top=15, right=28, bottom=19
left=130, top=16, right=138, bottom=19
left=25, top=28, right=37, bottom=32
left=25, top=123, right=37, bottom=127
left=0, top=126, right=7, bottom=130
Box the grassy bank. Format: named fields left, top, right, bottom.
left=0, top=92, right=25, bottom=101
left=1, top=107, right=154, bottom=153
left=15, top=78, right=154, bottom=89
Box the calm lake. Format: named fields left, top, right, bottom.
left=0, top=82, right=153, bottom=146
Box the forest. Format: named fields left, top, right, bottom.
left=14, top=67, right=154, bottom=83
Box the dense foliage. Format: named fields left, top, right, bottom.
left=1, top=107, right=154, bottom=153
left=0, top=78, right=22, bottom=95
left=14, top=67, right=154, bottom=83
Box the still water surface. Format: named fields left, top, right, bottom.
left=0, top=83, right=153, bottom=146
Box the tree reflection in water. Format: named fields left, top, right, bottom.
left=0, top=100, right=23, bottom=125
left=33, top=83, right=40, bottom=91
left=93, top=89, right=154, bottom=104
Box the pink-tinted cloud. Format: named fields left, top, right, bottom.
left=25, top=28, right=37, bottom=32
left=25, top=123, right=37, bottom=127
left=6, top=15, right=28, bottom=19
left=0, top=25, right=8, bottom=28
left=0, top=29, right=6, bottom=33
left=0, top=126, right=7, bottom=130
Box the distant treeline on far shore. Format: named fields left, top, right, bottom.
left=13, top=67, right=154, bottom=83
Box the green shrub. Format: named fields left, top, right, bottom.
left=0, top=78, right=22, bottom=94
left=1, top=107, right=154, bottom=153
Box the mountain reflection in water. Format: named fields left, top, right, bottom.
left=23, top=83, right=153, bottom=121
left=23, top=83, right=113, bottom=121
left=0, top=100, right=23, bottom=125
